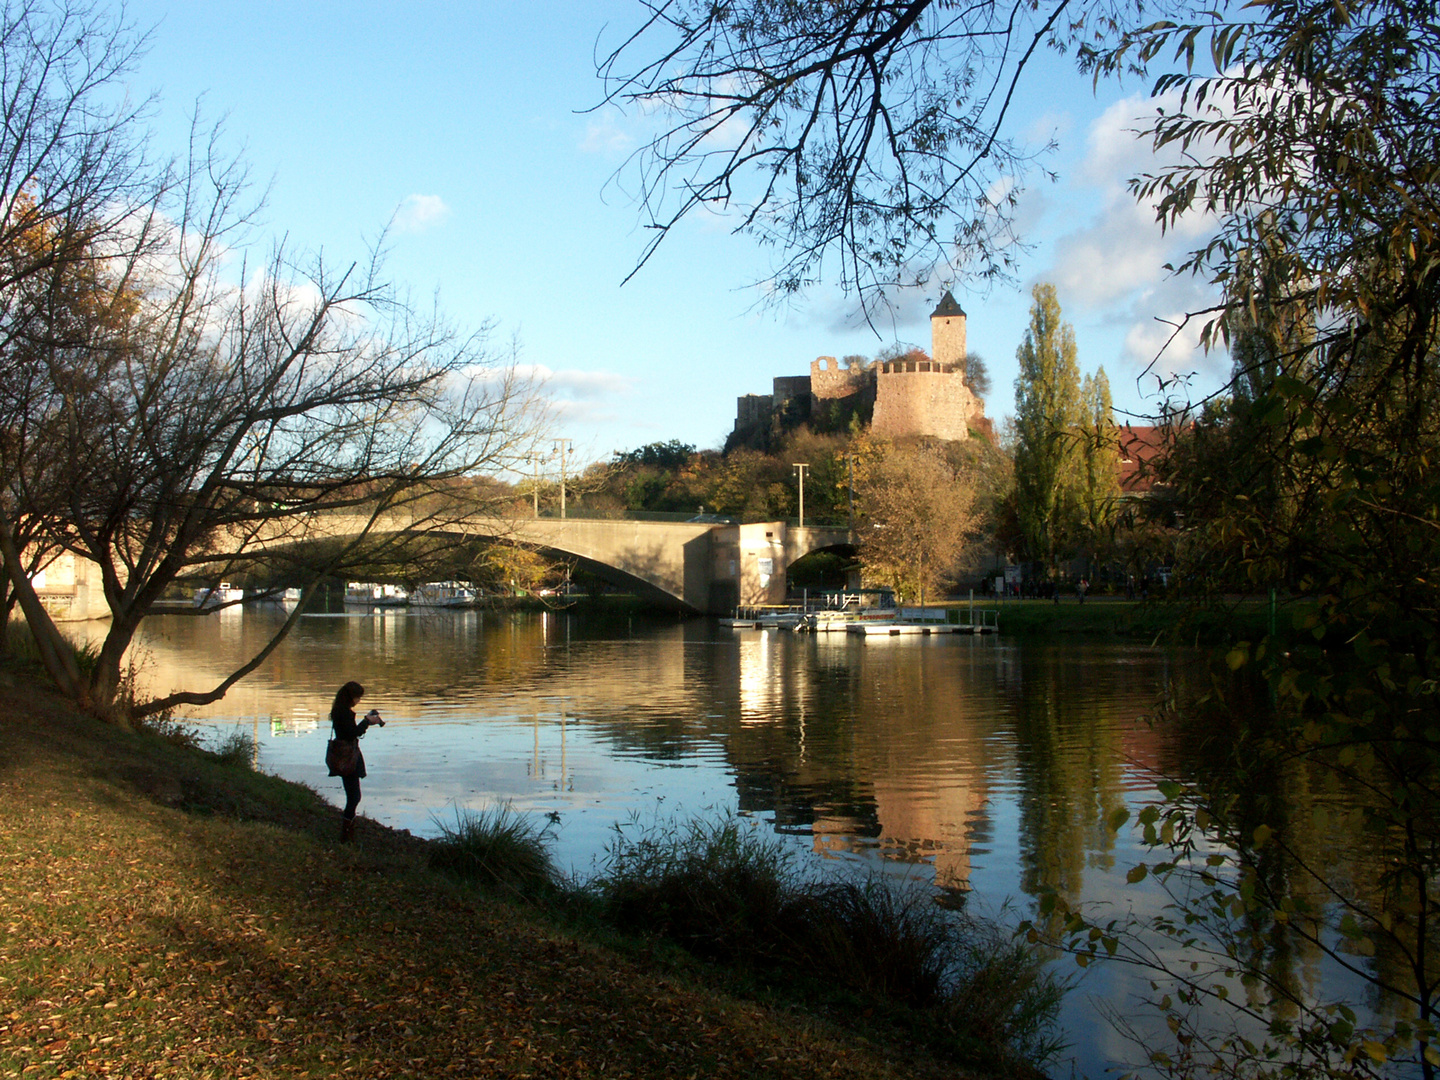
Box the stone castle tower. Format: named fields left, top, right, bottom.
left=735, top=290, right=987, bottom=443
left=868, top=290, right=982, bottom=441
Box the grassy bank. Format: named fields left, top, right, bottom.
left=0, top=666, right=1051, bottom=1080
left=983, top=596, right=1277, bottom=644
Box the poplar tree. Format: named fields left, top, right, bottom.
left=1076, top=366, right=1119, bottom=556
left=1012, top=284, right=1081, bottom=571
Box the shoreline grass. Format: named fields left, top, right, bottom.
left=0, top=664, right=1053, bottom=1080
left=969, top=596, right=1281, bottom=643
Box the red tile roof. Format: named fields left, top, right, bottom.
left=1116, top=425, right=1168, bottom=494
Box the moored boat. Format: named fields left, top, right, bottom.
left=344, top=582, right=409, bottom=607
left=410, top=581, right=478, bottom=608
left=193, top=582, right=244, bottom=609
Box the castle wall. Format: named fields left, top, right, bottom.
left=809, top=355, right=869, bottom=401
left=735, top=393, right=772, bottom=429
left=772, top=375, right=811, bottom=405
left=871, top=365, right=982, bottom=442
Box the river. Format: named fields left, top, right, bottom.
left=84, top=604, right=1361, bottom=1078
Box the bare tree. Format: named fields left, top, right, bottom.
left=0, top=3, right=544, bottom=720
left=2, top=203, right=542, bottom=717
left=595, top=0, right=1081, bottom=313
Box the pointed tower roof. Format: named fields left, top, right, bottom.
left=931, top=290, right=966, bottom=318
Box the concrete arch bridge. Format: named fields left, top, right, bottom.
left=317, top=513, right=854, bottom=614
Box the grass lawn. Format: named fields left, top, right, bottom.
left=974, top=596, right=1281, bottom=644
left=0, top=664, right=1025, bottom=1080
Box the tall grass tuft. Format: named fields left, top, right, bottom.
left=785, top=878, right=951, bottom=1006
left=594, top=813, right=792, bottom=964
left=584, top=810, right=1065, bottom=1070
left=211, top=728, right=257, bottom=769
left=429, top=803, right=559, bottom=898
left=946, top=918, right=1068, bottom=1066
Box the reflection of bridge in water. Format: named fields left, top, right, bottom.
left=310, top=513, right=855, bottom=615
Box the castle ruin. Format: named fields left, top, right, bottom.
left=734, top=291, right=986, bottom=443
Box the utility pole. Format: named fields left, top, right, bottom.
left=554, top=439, right=573, bottom=519
left=846, top=453, right=855, bottom=528
left=793, top=462, right=810, bottom=527
left=528, top=453, right=541, bottom=518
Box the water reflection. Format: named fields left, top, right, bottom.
left=99, top=607, right=1212, bottom=1076
left=112, top=609, right=1182, bottom=888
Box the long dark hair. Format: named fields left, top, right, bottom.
left=331, top=681, right=365, bottom=720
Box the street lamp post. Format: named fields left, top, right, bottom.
left=528, top=453, right=541, bottom=518
left=554, top=439, right=573, bottom=519
left=793, top=463, right=809, bottom=528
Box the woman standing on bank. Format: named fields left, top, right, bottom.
left=328, top=680, right=384, bottom=842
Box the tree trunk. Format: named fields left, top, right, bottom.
left=0, top=517, right=81, bottom=699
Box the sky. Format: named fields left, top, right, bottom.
left=117, top=1, right=1228, bottom=470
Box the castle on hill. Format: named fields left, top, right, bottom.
left=732, top=291, right=987, bottom=444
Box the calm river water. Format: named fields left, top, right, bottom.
left=86, top=605, right=1359, bottom=1077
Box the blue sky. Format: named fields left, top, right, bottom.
left=121, top=1, right=1226, bottom=467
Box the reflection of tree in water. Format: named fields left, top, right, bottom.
left=1009, top=646, right=1158, bottom=912
left=1154, top=684, right=1432, bottom=1032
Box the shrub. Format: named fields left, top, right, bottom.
left=133, top=711, right=203, bottom=751
left=584, top=810, right=1065, bottom=1070
left=784, top=878, right=951, bottom=1006
left=594, top=813, right=792, bottom=964
left=429, top=803, right=558, bottom=898
left=211, top=728, right=257, bottom=769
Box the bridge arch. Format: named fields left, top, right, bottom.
left=292, top=515, right=853, bottom=614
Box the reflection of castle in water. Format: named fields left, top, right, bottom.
left=729, top=630, right=997, bottom=890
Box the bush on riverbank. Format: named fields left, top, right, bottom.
left=584, top=812, right=1065, bottom=1070
left=983, top=596, right=1278, bottom=643
left=430, top=802, right=560, bottom=897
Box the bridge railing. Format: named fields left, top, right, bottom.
left=527, top=509, right=737, bottom=523
left=298, top=505, right=852, bottom=529
left=526, top=508, right=852, bottom=528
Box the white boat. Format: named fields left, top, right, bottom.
left=344, top=582, right=378, bottom=605
left=193, top=582, right=244, bottom=609
left=845, top=606, right=1000, bottom=636
left=344, top=582, right=409, bottom=607
left=719, top=605, right=808, bottom=630
left=410, top=581, right=478, bottom=608
left=802, top=602, right=898, bottom=632
left=247, top=586, right=302, bottom=605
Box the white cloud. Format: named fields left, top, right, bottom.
left=1034, top=88, right=1229, bottom=396
left=1023, top=109, right=1074, bottom=145
left=393, top=193, right=450, bottom=233
left=509, top=363, right=638, bottom=399
left=580, top=113, right=635, bottom=156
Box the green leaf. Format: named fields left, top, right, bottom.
left=1126, top=863, right=1150, bottom=884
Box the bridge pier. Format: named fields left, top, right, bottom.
left=704, top=522, right=795, bottom=613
